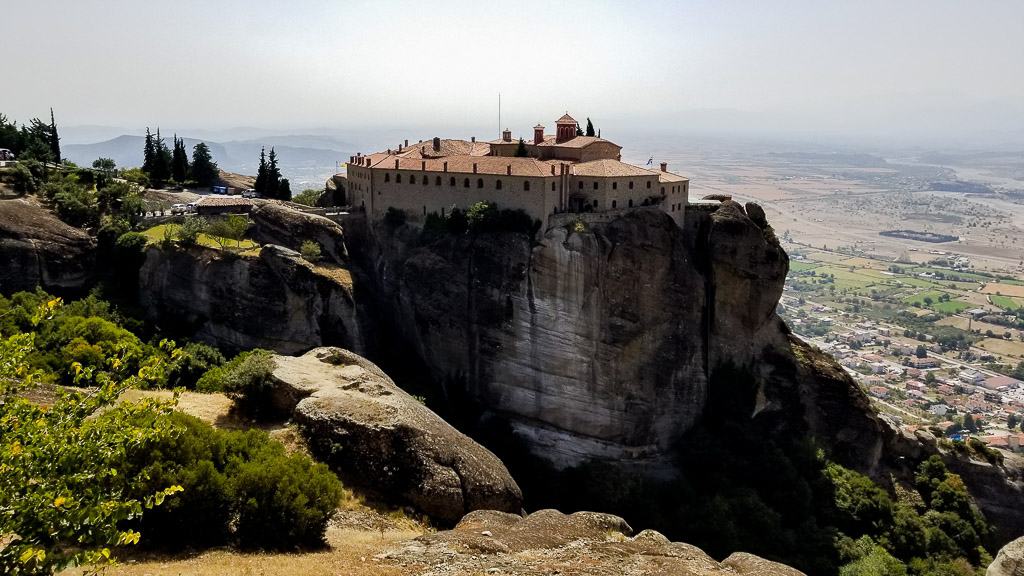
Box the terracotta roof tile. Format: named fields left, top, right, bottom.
left=369, top=154, right=562, bottom=177
left=571, top=159, right=659, bottom=177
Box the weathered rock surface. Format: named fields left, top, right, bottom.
left=0, top=198, right=95, bottom=292
left=249, top=201, right=347, bottom=263
left=380, top=508, right=805, bottom=575
left=270, top=347, right=523, bottom=524
left=989, top=536, right=1024, bottom=576
left=138, top=244, right=363, bottom=354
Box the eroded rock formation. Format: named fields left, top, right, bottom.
left=380, top=508, right=806, bottom=575
left=269, top=346, right=523, bottom=524
left=988, top=536, right=1024, bottom=576
left=0, top=198, right=95, bottom=293
left=138, top=244, right=362, bottom=354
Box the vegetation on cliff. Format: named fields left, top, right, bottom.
left=0, top=295, right=346, bottom=573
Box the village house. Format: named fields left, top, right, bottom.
left=340, top=113, right=689, bottom=230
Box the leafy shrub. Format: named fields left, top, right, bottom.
left=199, top=349, right=277, bottom=414
left=120, top=167, right=150, bottom=188
left=300, top=240, right=322, bottom=262
left=384, top=206, right=407, bottom=228
left=291, top=188, right=323, bottom=207
left=125, top=412, right=343, bottom=550
left=231, top=451, right=344, bottom=549
left=167, top=342, right=225, bottom=389
left=10, top=163, right=38, bottom=194
left=176, top=216, right=207, bottom=245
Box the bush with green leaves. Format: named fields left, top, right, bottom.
left=291, top=188, right=323, bottom=206
left=197, top=349, right=276, bottom=411
left=124, top=412, right=343, bottom=550
left=0, top=299, right=183, bottom=575
left=299, top=240, right=322, bottom=262
left=9, top=163, right=38, bottom=194
left=166, top=341, right=225, bottom=389
left=205, top=214, right=250, bottom=249
left=384, top=206, right=407, bottom=228
left=175, top=216, right=207, bottom=245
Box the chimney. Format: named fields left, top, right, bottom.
left=398, top=143, right=402, bottom=151
left=404, top=139, right=409, bottom=147
left=421, top=160, right=426, bottom=170
left=443, top=161, right=448, bottom=172
left=394, top=159, right=399, bottom=169
left=433, top=137, right=440, bottom=152
left=502, top=128, right=512, bottom=142
left=421, top=146, right=425, bottom=155
left=349, top=155, right=354, bottom=163
left=473, top=163, right=478, bottom=173
left=660, top=162, right=668, bottom=172
left=471, top=136, right=476, bottom=143
left=507, top=164, right=512, bottom=175
left=387, top=148, right=391, bottom=154
left=534, top=124, right=544, bottom=145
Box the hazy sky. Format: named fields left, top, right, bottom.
left=7, top=0, right=1024, bottom=145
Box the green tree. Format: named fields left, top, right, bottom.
left=585, top=117, right=595, bottom=137
left=514, top=138, right=528, bottom=157
left=120, top=167, right=150, bottom=188
left=267, top=147, right=282, bottom=199
left=300, top=240, right=322, bottom=263
left=48, top=108, right=61, bottom=162
left=254, top=147, right=268, bottom=196
left=92, top=157, right=116, bottom=175
left=291, top=188, right=322, bottom=206
left=175, top=216, right=207, bottom=245
left=915, top=345, right=928, bottom=359
left=0, top=301, right=182, bottom=575
left=963, top=414, right=978, bottom=433
left=10, top=163, right=38, bottom=194
left=205, top=214, right=250, bottom=249
left=142, top=128, right=155, bottom=176
left=279, top=177, right=291, bottom=200
left=190, top=142, right=218, bottom=187
left=171, top=135, right=190, bottom=183
left=1009, top=414, right=1019, bottom=430
left=151, top=129, right=172, bottom=187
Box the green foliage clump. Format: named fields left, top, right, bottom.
left=205, top=214, right=250, bottom=249
left=10, top=163, right=38, bottom=194
left=421, top=203, right=538, bottom=240
left=175, top=216, right=207, bottom=245
left=299, top=240, right=322, bottom=262
left=124, top=412, right=344, bottom=551
left=0, top=299, right=182, bottom=575
left=291, top=188, right=323, bottom=206
left=120, top=167, right=150, bottom=188
left=167, top=342, right=225, bottom=389
left=384, top=206, right=407, bottom=228
left=197, top=349, right=277, bottom=414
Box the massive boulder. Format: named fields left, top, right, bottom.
left=138, top=243, right=363, bottom=354
left=270, top=347, right=523, bottom=524
left=380, top=508, right=805, bottom=575
left=0, top=198, right=95, bottom=293
left=249, top=201, right=347, bottom=263
left=989, top=536, right=1024, bottom=576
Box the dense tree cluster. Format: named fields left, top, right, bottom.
left=0, top=110, right=60, bottom=164
left=254, top=146, right=290, bottom=200
left=141, top=128, right=218, bottom=188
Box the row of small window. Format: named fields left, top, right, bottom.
left=384, top=172, right=539, bottom=191
left=579, top=180, right=651, bottom=191
left=669, top=203, right=684, bottom=212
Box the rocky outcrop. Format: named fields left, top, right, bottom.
left=380, top=508, right=805, bottom=575
left=989, top=536, right=1024, bottom=576
left=138, top=244, right=362, bottom=354
left=0, top=198, right=95, bottom=293
left=270, top=347, right=523, bottom=524
left=249, top=201, right=347, bottom=263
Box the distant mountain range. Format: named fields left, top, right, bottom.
left=63, top=134, right=356, bottom=189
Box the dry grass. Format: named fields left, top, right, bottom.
left=60, top=526, right=426, bottom=576
left=981, top=282, right=1024, bottom=298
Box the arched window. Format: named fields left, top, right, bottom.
left=385, top=173, right=390, bottom=183
left=435, top=176, right=441, bottom=185
left=578, top=181, right=584, bottom=190
left=396, top=174, right=402, bottom=183
left=496, top=179, right=502, bottom=190
left=593, top=182, right=598, bottom=190
left=450, top=177, right=456, bottom=186
left=423, top=175, right=428, bottom=186
left=477, top=178, right=483, bottom=188
left=463, top=178, right=470, bottom=188
left=628, top=181, right=634, bottom=189
left=409, top=175, right=416, bottom=185
left=524, top=181, right=530, bottom=191
left=628, top=199, right=633, bottom=207
left=593, top=199, right=598, bottom=208
left=551, top=182, right=556, bottom=191
left=646, top=181, right=651, bottom=189
left=612, top=182, right=617, bottom=190
left=612, top=200, right=617, bottom=208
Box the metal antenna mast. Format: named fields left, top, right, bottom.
left=498, top=92, right=501, bottom=137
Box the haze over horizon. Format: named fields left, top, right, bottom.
left=8, top=0, right=1024, bottom=149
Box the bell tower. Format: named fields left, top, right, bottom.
left=555, top=113, right=577, bottom=144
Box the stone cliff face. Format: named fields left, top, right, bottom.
left=138, top=244, right=364, bottom=354
left=359, top=203, right=801, bottom=470
left=0, top=199, right=95, bottom=293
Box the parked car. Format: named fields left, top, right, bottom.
left=241, top=189, right=257, bottom=198
left=170, top=203, right=187, bottom=215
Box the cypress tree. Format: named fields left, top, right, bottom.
left=190, top=142, right=218, bottom=186
left=575, top=123, right=584, bottom=136
left=48, top=108, right=61, bottom=162
left=171, top=135, right=190, bottom=183
left=585, top=118, right=595, bottom=137
left=268, top=147, right=282, bottom=199
left=254, top=147, right=268, bottom=196
left=151, top=128, right=172, bottom=186
left=514, top=138, right=528, bottom=157
left=142, top=128, right=155, bottom=176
